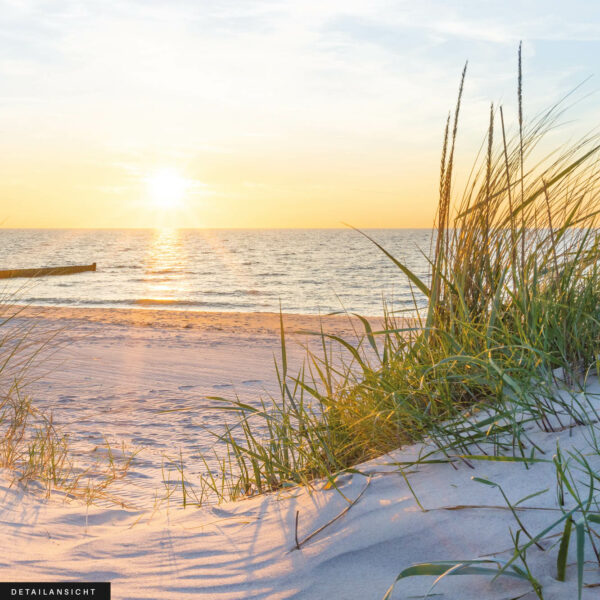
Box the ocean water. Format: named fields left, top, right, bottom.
left=0, top=228, right=432, bottom=315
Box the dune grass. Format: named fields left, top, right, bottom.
left=0, top=301, right=137, bottom=504
left=189, top=47, right=600, bottom=598
left=201, top=55, right=600, bottom=498
left=0, top=302, right=70, bottom=489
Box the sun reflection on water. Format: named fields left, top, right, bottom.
left=142, top=228, right=192, bottom=304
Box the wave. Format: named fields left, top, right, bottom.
left=18, top=297, right=257, bottom=311
left=144, top=269, right=197, bottom=275
left=132, top=298, right=275, bottom=310
left=110, top=265, right=140, bottom=270
left=17, top=297, right=138, bottom=307
left=134, top=299, right=204, bottom=307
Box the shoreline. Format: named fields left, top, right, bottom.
left=8, top=303, right=381, bottom=337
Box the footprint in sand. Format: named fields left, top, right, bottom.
left=178, top=384, right=196, bottom=390
left=212, top=383, right=233, bottom=389
left=241, top=379, right=262, bottom=386
left=132, top=437, right=155, bottom=445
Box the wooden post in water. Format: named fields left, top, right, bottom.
left=0, top=263, right=96, bottom=279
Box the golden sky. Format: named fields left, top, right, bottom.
left=1, top=1, right=598, bottom=228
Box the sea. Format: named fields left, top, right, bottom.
left=0, top=228, right=432, bottom=316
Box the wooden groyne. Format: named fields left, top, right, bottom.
left=0, top=263, right=96, bottom=279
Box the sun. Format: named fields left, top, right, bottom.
left=145, top=168, right=189, bottom=209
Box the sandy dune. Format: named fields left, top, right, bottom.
left=1, top=307, right=598, bottom=599
left=3, top=393, right=600, bottom=599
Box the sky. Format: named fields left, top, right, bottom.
left=1, top=0, right=600, bottom=229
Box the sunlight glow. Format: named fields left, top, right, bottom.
left=145, top=169, right=189, bottom=209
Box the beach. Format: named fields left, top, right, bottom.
left=6, top=306, right=367, bottom=506
left=1, top=306, right=598, bottom=599
left=4, top=6, right=600, bottom=598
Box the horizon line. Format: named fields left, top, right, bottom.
left=0, top=226, right=435, bottom=231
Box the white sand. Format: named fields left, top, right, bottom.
left=1, top=306, right=599, bottom=599
left=7, top=306, right=366, bottom=506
